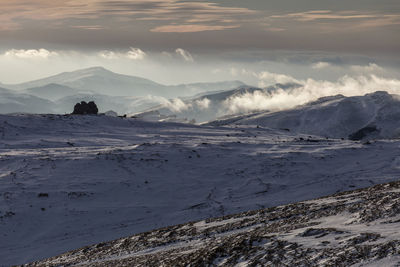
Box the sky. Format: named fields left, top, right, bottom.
left=0, top=0, right=399, bottom=84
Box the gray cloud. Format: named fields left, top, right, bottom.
left=0, top=1, right=398, bottom=56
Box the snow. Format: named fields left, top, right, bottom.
left=350, top=256, right=400, bottom=267
left=1, top=114, right=400, bottom=265
left=215, top=91, right=400, bottom=139
left=26, top=171, right=400, bottom=266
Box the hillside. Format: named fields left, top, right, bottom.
left=22, top=83, right=82, bottom=101
left=26, top=180, right=400, bottom=266
left=209, top=91, right=400, bottom=140
left=1, top=114, right=400, bottom=265
left=0, top=87, right=54, bottom=114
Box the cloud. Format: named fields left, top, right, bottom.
left=175, top=48, right=194, bottom=62
left=222, top=90, right=273, bottom=114
left=0, top=0, right=254, bottom=32
left=127, top=47, right=146, bottom=60
left=99, top=50, right=118, bottom=59
left=71, top=25, right=105, bottom=30
left=195, top=98, right=211, bottom=110
left=163, top=98, right=191, bottom=112
left=151, top=24, right=239, bottom=33
left=270, top=10, right=400, bottom=31
left=350, top=63, right=384, bottom=74
left=257, top=71, right=300, bottom=87
left=151, top=96, right=210, bottom=113
left=98, top=47, right=146, bottom=60
left=312, top=62, right=331, bottom=69
left=3, top=49, right=58, bottom=59
left=222, top=73, right=400, bottom=115
left=271, top=10, right=376, bottom=22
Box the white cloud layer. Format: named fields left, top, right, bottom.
left=223, top=73, right=400, bottom=115
left=98, top=50, right=118, bottom=59
left=161, top=97, right=211, bottom=113
left=257, top=71, right=300, bottom=87
left=99, top=47, right=146, bottom=60
left=350, top=63, right=384, bottom=74
left=4, top=49, right=58, bottom=59
left=195, top=98, right=211, bottom=110
left=312, top=62, right=331, bottom=69
left=127, top=47, right=146, bottom=60
left=164, top=98, right=190, bottom=112
left=175, top=48, right=194, bottom=62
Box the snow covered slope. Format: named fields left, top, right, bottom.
left=1, top=114, right=400, bottom=265
left=210, top=91, right=400, bottom=140
left=27, top=180, right=400, bottom=266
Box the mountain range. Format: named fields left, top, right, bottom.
left=0, top=67, right=244, bottom=114
left=2, top=68, right=400, bottom=141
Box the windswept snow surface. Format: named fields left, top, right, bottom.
left=0, top=114, right=400, bottom=265
left=27, top=180, right=400, bottom=266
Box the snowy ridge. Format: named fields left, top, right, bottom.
left=1, top=114, right=400, bottom=265
left=26, top=180, right=400, bottom=266
left=210, top=91, right=400, bottom=140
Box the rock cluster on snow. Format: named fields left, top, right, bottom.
left=72, top=101, right=98, bottom=115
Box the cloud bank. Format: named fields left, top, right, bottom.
left=98, top=47, right=146, bottom=60
left=4, top=49, right=58, bottom=59
left=223, top=73, right=400, bottom=115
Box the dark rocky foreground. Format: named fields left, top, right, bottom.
left=24, top=180, right=400, bottom=266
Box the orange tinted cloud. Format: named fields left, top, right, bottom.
left=0, top=0, right=254, bottom=32
left=271, top=10, right=400, bottom=25
left=269, top=10, right=400, bottom=32
left=271, top=10, right=376, bottom=21
left=151, top=24, right=239, bottom=33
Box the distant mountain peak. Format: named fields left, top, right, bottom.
left=62, top=66, right=112, bottom=76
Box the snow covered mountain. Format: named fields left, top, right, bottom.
left=1, top=114, right=400, bottom=265
left=3, top=67, right=165, bottom=97
left=210, top=91, right=400, bottom=140
left=27, top=179, right=400, bottom=266
left=2, top=67, right=244, bottom=98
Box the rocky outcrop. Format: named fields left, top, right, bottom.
left=25, top=180, right=400, bottom=266
left=72, top=101, right=98, bottom=115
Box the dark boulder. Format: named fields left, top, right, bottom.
left=348, top=126, right=379, bottom=141
left=72, top=101, right=98, bottom=115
